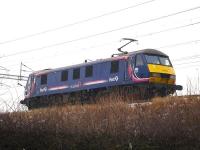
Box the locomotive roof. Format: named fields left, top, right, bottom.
left=131, top=49, right=168, bottom=56
left=32, top=49, right=168, bottom=75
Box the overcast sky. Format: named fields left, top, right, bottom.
left=0, top=0, right=200, bottom=111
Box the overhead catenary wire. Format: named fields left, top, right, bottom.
left=0, top=73, right=28, bottom=78
left=0, top=40, right=119, bottom=67
left=173, top=54, right=200, bottom=62
left=175, top=64, right=200, bottom=69
left=1, top=5, right=200, bottom=59
left=2, top=18, right=200, bottom=69
left=174, top=60, right=200, bottom=66
left=0, top=77, right=27, bottom=81
left=6, top=38, right=200, bottom=72
left=0, top=66, right=10, bottom=71
left=0, top=83, right=22, bottom=89
left=174, top=61, right=200, bottom=70
left=0, top=0, right=157, bottom=45
left=136, top=21, right=200, bottom=38
left=2, top=19, right=200, bottom=67
left=157, top=39, right=200, bottom=49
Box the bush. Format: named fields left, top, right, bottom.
left=0, top=96, right=200, bottom=150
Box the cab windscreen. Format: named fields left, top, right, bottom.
left=145, top=55, right=171, bottom=66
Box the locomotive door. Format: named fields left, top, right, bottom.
left=25, top=75, right=35, bottom=98
left=133, top=54, right=148, bottom=78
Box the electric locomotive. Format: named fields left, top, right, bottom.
left=20, top=39, right=182, bottom=109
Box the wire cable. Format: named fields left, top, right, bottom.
left=2, top=20, right=200, bottom=66
left=1, top=6, right=200, bottom=59
left=174, top=60, right=200, bottom=66
left=157, top=39, right=200, bottom=49
left=0, top=0, right=157, bottom=45
left=173, top=54, right=200, bottom=62
left=137, top=21, right=200, bottom=38
left=176, top=64, right=200, bottom=69
left=5, top=38, right=200, bottom=72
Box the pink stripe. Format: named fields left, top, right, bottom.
left=49, top=85, right=69, bottom=91
left=128, top=65, right=149, bottom=83
left=84, top=80, right=107, bottom=86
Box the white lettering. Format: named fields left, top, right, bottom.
left=40, top=87, right=47, bottom=93
left=109, top=76, right=119, bottom=82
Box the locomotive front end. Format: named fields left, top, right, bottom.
left=144, top=51, right=182, bottom=96
left=145, top=54, right=175, bottom=85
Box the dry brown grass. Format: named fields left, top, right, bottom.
left=0, top=96, right=200, bottom=150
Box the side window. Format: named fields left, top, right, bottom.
left=61, top=70, right=68, bottom=81
left=85, top=65, right=93, bottom=77
left=110, top=61, right=119, bottom=73
left=41, top=74, right=47, bottom=85
left=135, top=55, right=144, bottom=66
left=73, top=68, right=80, bottom=80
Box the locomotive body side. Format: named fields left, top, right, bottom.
left=21, top=49, right=182, bottom=109
left=22, top=57, right=130, bottom=101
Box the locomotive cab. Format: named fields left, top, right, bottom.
left=145, top=53, right=175, bottom=84
left=129, top=49, right=182, bottom=96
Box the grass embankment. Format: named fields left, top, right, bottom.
left=0, top=96, right=200, bottom=150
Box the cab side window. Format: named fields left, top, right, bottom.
left=110, top=61, right=119, bottom=73
left=135, top=55, right=144, bottom=66
left=73, top=68, right=80, bottom=80
left=61, top=70, right=68, bottom=81
left=85, top=65, right=93, bottom=78
left=41, top=74, right=47, bottom=85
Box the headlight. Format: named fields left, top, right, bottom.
left=170, top=75, right=176, bottom=79
left=151, top=73, right=161, bottom=77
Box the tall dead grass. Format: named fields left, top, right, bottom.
left=0, top=96, right=200, bottom=150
